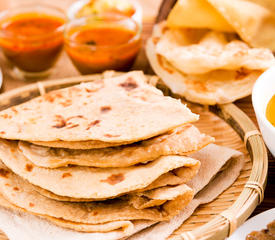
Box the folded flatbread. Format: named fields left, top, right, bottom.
left=0, top=161, right=193, bottom=227
left=155, top=29, right=274, bottom=75
left=167, top=0, right=275, bottom=51
left=166, top=0, right=234, bottom=32
left=0, top=144, right=244, bottom=239
left=31, top=169, right=187, bottom=202
left=19, top=124, right=214, bottom=168
left=0, top=191, right=155, bottom=236
left=0, top=139, right=200, bottom=199
left=0, top=71, right=198, bottom=144
left=129, top=144, right=245, bottom=240
left=146, top=22, right=275, bottom=105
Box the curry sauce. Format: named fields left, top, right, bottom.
left=65, top=25, right=141, bottom=74
left=266, top=95, right=275, bottom=127
left=0, top=13, right=64, bottom=72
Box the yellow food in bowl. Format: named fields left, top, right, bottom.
left=76, top=0, right=135, bottom=18
left=266, top=94, right=275, bottom=127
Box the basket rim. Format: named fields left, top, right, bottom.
left=0, top=73, right=268, bottom=240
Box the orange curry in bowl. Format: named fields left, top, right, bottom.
left=64, top=15, right=141, bottom=74
left=0, top=6, right=65, bottom=73
left=266, top=94, right=275, bottom=127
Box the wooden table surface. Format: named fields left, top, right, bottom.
left=0, top=1, right=274, bottom=239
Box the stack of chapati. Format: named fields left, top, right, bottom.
left=0, top=71, right=216, bottom=236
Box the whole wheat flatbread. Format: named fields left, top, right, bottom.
left=33, top=184, right=192, bottom=210
left=32, top=167, right=195, bottom=206
left=128, top=144, right=244, bottom=240
left=19, top=124, right=214, bottom=168
left=0, top=139, right=200, bottom=199
left=34, top=170, right=191, bottom=202
left=128, top=185, right=192, bottom=210
left=0, top=144, right=244, bottom=239
left=0, top=71, right=198, bottom=143
left=0, top=162, right=194, bottom=225
left=0, top=191, right=155, bottom=235
left=146, top=22, right=275, bottom=105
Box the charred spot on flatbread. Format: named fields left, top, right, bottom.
left=100, top=106, right=112, bottom=113
left=52, top=115, right=66, bottom=129
left=119, top=77, right=138, bottom=91
left=86, top=120, right=101, bottom=130
left=101, top=173, right=125, bottom=185
left=62, top=173, right=72, bottom=178
left=53, top=115, right=87, bottom=129
left=0, top=169, right=9, bottom=178
left=25, top=164, right=33, bottom=172
left=92, top=211, right=99, bottom=216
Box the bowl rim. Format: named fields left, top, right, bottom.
left=67, top=0, right=143, bottom=23
left=64, top=14, right=141, bottom=50
left=252, top=66, right=275, bottom=134
left=0, top=3, right=66, bottom=41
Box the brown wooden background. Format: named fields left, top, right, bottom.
left=0, top=0, right=274, bottom=228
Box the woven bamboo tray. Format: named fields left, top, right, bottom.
left=0, top=73, right=268, bottom=240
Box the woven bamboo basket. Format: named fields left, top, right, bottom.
left=0, top=73, right=268, bottom=240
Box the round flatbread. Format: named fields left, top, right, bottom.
left=19, top=125, right=214, bottom=168
left=0, top=71, right=198, bottom=142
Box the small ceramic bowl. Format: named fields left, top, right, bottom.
left=252, top=66, right=275, bottom=156
left=0, top=3, right=65, bottom=79
left=64, top=15, right=142, bottom=74
left=67, top=0, right=142, bottom=25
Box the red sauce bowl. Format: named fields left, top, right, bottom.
left=64, top=14, right=141, bottom=74
left=0, top=4, right=66, bottom=77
